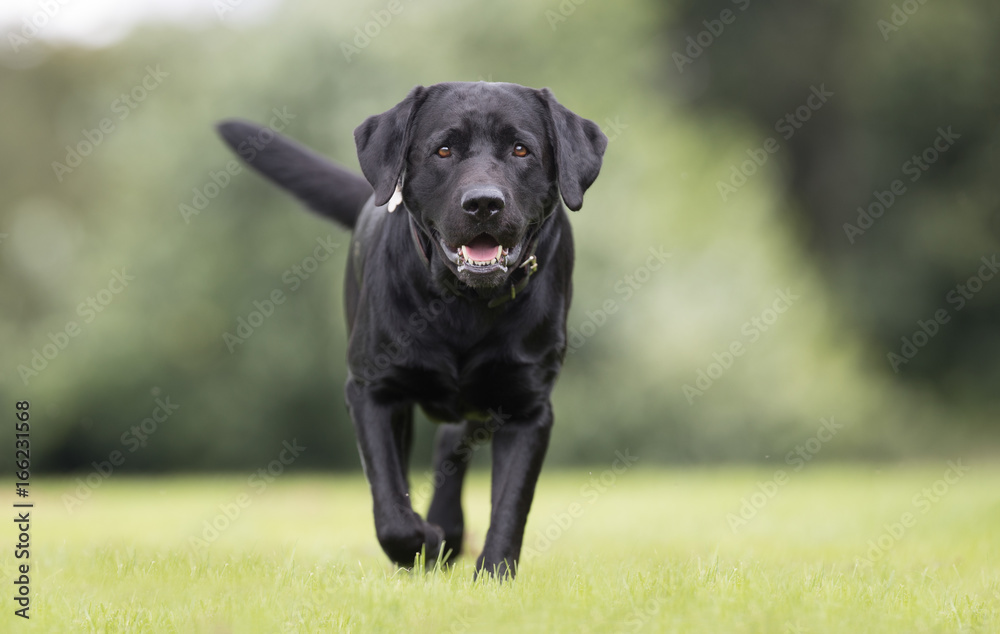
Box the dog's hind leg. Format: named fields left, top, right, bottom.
left=426, top=422, right=475, bottom=560
left=346, top=381, right=444, bottom=568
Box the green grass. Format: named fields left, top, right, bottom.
left=4, top=464, right=1000, bottom=633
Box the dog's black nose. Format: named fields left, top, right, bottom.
left=461, top=186, right=505, bottom=218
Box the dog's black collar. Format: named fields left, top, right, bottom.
left=487, top=251, right=538, bottom=308
left=407, top=211, right=433, bottom=270
left=406, top=211, right=541, bottom=308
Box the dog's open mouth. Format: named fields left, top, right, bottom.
left=439, top=233, right=523, bottom=274
left=461, top=234, right=505, bottom=266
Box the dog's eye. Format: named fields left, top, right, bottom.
left=513, top=144, right=529, bottom=158
left=436, top=146, right=452, bottom=158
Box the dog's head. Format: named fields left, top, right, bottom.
left=355, top=82, right=607, bottom=288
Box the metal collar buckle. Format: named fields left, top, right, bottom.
left=488, top=254, right=539, bottom=308
left=521, top=254, right=538, bottom=276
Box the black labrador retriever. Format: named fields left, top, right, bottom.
left=217, top=81, right=606, bottom=578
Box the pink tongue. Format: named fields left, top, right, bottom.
left=463, top=235, right=501, bottom=261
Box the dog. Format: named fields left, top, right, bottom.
left=217, top=81, right=606, bottom=578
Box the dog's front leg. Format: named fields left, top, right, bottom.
left=476, top=403, right=553, bottom=579
left=345, top=380, right=444, bottom=567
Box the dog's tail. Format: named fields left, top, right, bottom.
left=215, top=119, right=372, bottom=230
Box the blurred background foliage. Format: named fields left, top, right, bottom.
left=1, top=0, right=997, bottom=473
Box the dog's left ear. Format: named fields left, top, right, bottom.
left=354, top=86, right=427, bottom=207
left=538, top=88, right=608, bottom=211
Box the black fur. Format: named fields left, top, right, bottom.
left=217, top=82, right=606, bottom=578
left=216, top=118, right=372, bottom=228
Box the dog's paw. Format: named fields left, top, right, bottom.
left=473, top=553, right=516, bottom=581
left=421, top=521, right=447, bottom=567
left=377, top=519, right=446, bottom=569
left=425, top=512, right=465, bottom=560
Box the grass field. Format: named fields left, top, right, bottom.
left=4, top=464, right=999, bottom=633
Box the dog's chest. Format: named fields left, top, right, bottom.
left=394, top=336, right=556, bottom=423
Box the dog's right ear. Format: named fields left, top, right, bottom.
left=354, top=86, right=427, bottom=207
